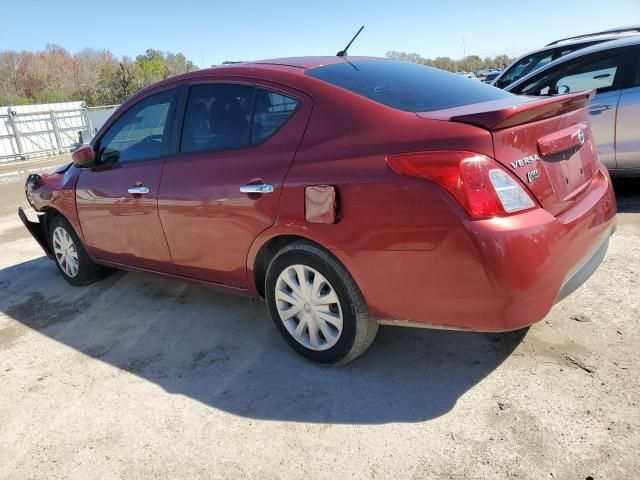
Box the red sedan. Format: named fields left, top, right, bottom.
left=20, top=57, right=617, bottom=365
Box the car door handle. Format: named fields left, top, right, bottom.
left=589, top=104, right=612, bottom=114
left=239, top=183, right=274, bottom=194
left=128, top=186, right=150, bottom=195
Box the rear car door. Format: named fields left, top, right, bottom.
left=158, top=80, right=312, bottom=287
left=513, top=50, right=626, bottom=169
left=76, top=87, right=179, bottom=273
left=614, top=45, right=640, bottom=170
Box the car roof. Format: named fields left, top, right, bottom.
left=513, top=28, right=637, bottom=60
left=164, top=56, right=381, bottom=82
left=546, top=24, right=640, bottom=46
left=127, top=56, right=385, bottom=102
left=250, top=56, right=378, bottom=69
left=491, top=31, right=639, bottom=86
left=505, top=35, right=640, bottom=91
left=206, top=56, right=380, bottom=72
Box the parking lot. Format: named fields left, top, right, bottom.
left=0, top=155, right=638, bottom=479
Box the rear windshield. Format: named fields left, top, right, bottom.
left=306, top=60, right=513, bottom=112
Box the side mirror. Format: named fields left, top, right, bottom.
left=555, top=85, right=570, bottom=95
left=72, top=144, right=95, bottom=167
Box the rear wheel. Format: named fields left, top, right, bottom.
left=49, top=216, right=107, bottom=286
left=265, top=241, right=378, bottom=365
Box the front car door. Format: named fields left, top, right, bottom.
left=159, top=80, right=312, bottom=287
left=76, top=87, right=179, bottom=273
left=512, top=50, right=627, bottom=169
left=614, top=45, right=640, bottom=170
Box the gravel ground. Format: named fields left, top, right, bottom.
left=0, top=156, right=638, bottom=480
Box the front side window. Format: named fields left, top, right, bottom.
left=180, top=84, right=254, bottom=153
left=517, top=55, right=620, bottom=96
left=97, top=89, right=174, bottom=164
left=180, top=84, right=299, bottom=153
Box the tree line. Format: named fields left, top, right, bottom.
left=0, top=45, right=197, bottom=107
left=385, top=51, right=514, bottom=74
left=0, top=45, right=513, bottom=108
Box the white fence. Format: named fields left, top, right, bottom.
left=0, top=102, right=118, bottom=162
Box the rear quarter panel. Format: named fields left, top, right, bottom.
left=282, top=85, right=496, bottom=247
left=247, top=84, right=495, bottom=292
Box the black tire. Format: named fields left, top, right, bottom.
left=265, top=241, right=378, bottom=365
left=49, top=215, right=107, bottom=286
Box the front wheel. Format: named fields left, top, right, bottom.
left=49, top=216, right=108, bottom=286
left=265, top=241, right=378, bottom=365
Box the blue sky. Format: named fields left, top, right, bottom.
left=2, top=0, right=639, bottom=66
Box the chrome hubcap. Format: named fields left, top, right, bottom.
left=52, top=226, right=79, bottom=278
left=275, top=264, right=343, bottom=351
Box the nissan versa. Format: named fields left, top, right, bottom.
left=19, top=57, right=617, bottom=365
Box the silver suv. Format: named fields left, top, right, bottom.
left=505, top=36, right=640, bottom=177
left=492, top=25, right=640, bottom=90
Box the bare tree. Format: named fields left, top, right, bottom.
left=0, top=51, right=25, bottom=104
left=0, top=46, right=199, bottom=106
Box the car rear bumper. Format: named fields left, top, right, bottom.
left=335, top=168, right=617, bottom=331
left=555, top=230, right=610, bottom=304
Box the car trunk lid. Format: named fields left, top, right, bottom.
left=417, top=91, right=598, bottom=216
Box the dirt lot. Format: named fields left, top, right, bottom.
left=0, top=155, right=638, bottom=480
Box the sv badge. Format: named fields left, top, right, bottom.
left=527, top=169, right=540, bottom=183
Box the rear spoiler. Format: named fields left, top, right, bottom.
left=418, top=91, right=595, bottom=131
left=449, top=91, right=595, bottom=131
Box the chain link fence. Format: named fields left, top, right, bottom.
left=0, top=102, right=118, bottom=162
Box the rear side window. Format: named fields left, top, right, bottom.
left=517, top=54, right=621, bottom=96
left=557, top=58, right=618, bottom=92
left=251, top=89, right=299, bottom=144
left=306, top=60, right=512, bottom=112
left=180, top=85, right=299, bottom=153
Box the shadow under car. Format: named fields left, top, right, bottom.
left=1, top=255, right=526, bottom=425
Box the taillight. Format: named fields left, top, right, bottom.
left=386, top=151, right=537, bottom=219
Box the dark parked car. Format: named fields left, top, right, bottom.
left=20, top=57, right=616, bottom=364
left=505, top=36, right=640, bottom=176
left=492, top=25, right=640, bottom=89
left=482, top=72, right=500, bottom=83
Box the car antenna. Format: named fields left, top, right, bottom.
left=336, top=26, right=364, bottom=57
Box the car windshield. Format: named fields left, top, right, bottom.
left=496, top=51, right=555, bottom=88
left=306, top=60, right=512, bottom=112
left=495, top=41, right=606, bottom=89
